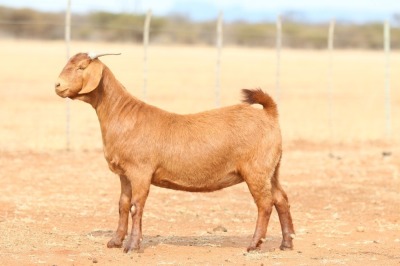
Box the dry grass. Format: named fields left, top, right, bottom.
left=0, top=40, right=399, bottom=265
left=0, top=40, right=399, bottom=151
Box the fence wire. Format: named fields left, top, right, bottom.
left=0, top=12, right=400, bottom=151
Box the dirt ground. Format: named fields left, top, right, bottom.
left=0, top=141, right=399, bottom=265
left=0, top=40, right=400, bottom=265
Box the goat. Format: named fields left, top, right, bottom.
left=55, top=52, right=295, bottom=253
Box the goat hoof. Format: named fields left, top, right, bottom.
left=247, top=238, right=264, bottom=252
left=107, top=238, right=123, bottom=248
left=123, top=245, right=140, bottom=253
left=246, top=245, right=260, bottom=253
left=279, top=241, right=293, bottom=251
left=123, top=240, right=140, bottom=253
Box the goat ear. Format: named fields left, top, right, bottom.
left=79, top=59, right=103, bottom=95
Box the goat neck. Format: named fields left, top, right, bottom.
left=93, top=66, right=140, bottom=113
left=89, top=66, right=143, bottom=142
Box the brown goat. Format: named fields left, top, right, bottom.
left=55, top=52, right=295, bottom=253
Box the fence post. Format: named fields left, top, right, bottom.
left=275, top=15, right=282, bottom=104
left=142, top=9, right=152, bottom=102
left=65, top=0, right=71, bottom=151
left=384, top=20, right=392, bottom=139
left=327, top=19, right=335, bottom=145
left=215, top=11, right=223, bottom=107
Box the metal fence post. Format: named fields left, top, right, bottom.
left=143, top=9, right=152, bottom=102
left=215, top=11, right=223, bottom=107
left=65, top=0, right=71, bottom=151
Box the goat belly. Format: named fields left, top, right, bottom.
left=151, top=167, right=244, bottom=192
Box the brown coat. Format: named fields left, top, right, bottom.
left=55, top=52, right=294, bottom=253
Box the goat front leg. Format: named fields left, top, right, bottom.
left=107, top=175, right=132, bottom=248
left=124, top=175, right=151, bottom=253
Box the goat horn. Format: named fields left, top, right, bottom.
left=87, top=52, right=121, bottom=60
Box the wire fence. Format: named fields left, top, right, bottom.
left=0, top=3, right=398, bottom=151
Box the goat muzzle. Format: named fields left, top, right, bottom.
left=55, top=81, right=68, bottom=97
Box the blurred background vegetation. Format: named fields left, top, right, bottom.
left=1, top=6, right=399, bottom=49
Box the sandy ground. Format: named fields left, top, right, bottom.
left=0, top=142, right=399, bottom=265
left=0, top=40, right=399, bottom=265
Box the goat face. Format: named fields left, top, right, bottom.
left=55, top=53, right=103, bottom=99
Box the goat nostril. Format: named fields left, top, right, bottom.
left=55, top=82, right=60, bottom=88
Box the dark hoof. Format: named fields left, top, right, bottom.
left=247, top=238, right=264, bottom=252
left=107, top=238, right=123, bottom=248
left=246, top=245, right=261, bottom=253
left=280, top=233, right=295, bottom=250
left=279, top=241, right=293, bottom=250
left=123, top=244, right=140, bottom=253
left=123, top=239, right=141, bottom=253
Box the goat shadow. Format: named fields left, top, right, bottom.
left=89, top=230, right=281, bottom=252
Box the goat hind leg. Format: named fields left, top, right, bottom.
left=107, top=175, right=132, bottom=248
left=273, top=185, right=295, bottom=250
left=247, top=198, right=274, bottom=252
left=244, top=171, right=274, bottom=252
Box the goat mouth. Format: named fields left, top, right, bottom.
left=55, top=90, right=69, bottom=98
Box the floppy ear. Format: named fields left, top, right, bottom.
left=79, top=59, right=104, bottom=95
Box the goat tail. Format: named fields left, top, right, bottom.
left=242, top=88, right=278, bottom=117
